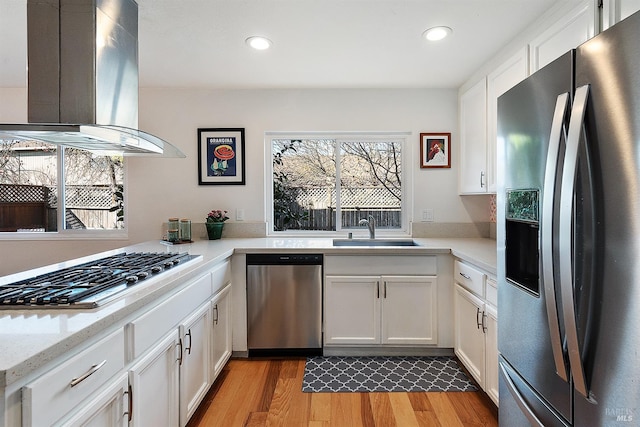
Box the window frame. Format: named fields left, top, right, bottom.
left=0, top=147, right=128, bottom=241
left=266, top=131, right=411, bottom=237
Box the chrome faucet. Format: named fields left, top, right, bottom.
left=359, top=215, right=375, bottom=239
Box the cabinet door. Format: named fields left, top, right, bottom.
left=179, top=303, right=212, bottom=427
left=381, top=276, right=437, bottom=345
left=459, top=77, right=488, bottom=194
left=129, top=330, right=180, bottom=427
left=603, top=0, right=640, bottom=29
left=529, top=2, right=596, bottom=72
left=324, top=276, right=381, bottom=345
left=454, top=284, right=486, bottom=387
left=59, top=373, right=129, bottom=427
left=211, top=284, right=232, bottom=380
left=484, top=304, right=499, bottom=406
left=487, top=47, right=528, bottom=192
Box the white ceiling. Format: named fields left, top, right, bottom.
left=1, top=0, right=571, bottom=90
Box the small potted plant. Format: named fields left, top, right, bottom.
left=205, top=210, right=229, bottom=240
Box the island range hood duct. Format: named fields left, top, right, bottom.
left=0, top=0, right=184, bottom=157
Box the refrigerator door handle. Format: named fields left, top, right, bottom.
left=541, top=92, right=570, bottom=382
left=499, top=361, right=546, bottom=427
left=559, top=84, right=590, bottom=398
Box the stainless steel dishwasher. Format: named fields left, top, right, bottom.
left=246, top=253, right=323, bottom=356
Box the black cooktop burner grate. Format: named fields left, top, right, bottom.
left=0, top=252, right=198, bottom=308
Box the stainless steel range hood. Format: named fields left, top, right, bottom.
left=0, top=0, right=184, bottom=157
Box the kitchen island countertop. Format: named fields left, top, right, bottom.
left=0, top=236, right=495, bottom=388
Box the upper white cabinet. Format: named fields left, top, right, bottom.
left=459, top=78, right=488, bottom=194
left=486, top=48, right=529, bottom=192
left=459, top=48, right=528, bottom=194
left=602, top=0, right=640, bottom=29
left=529, top=2, right=596, bottom=72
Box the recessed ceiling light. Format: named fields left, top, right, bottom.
left=246, top=36, right=272, bottom=50
left=422, top=26, right=453, bottom=42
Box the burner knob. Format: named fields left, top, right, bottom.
left=151, top=266, right=163, bottom=273
left=125, top=275, right=138, bottom=283
left=136, top=271, right=149, bottom=279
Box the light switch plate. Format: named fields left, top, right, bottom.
left=236, top=208, right=245, bottom=221
left=422, top=209, right=434, bottom=222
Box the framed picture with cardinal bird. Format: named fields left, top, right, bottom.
left=198, top=128, right=246, bottom=185
left=420, top=132, right=451, bottom=168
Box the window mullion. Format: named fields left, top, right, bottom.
left=334, top=139, right=342, bottom=231
left=57, top=147, right=65, bottom=232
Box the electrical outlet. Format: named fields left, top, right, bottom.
left=422, top=209, right=434, bottom=222
left=236, top=208, right=245, bottom=221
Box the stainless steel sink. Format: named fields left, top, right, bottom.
left=332, top=239, right=419, bottom=247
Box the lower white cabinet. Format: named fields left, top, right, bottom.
left=128, top=330, right=180, bottom=427
left=324, top=275, right=437, bottom=346
left=211, top=284, right=232, bottom=380
left=454, top=284, right=486, bottom=386
left=453, top=259, right=499, bottom=406
left=60, top=374, right=129, bottom=427
left=179, top=303, right=212, bottom=427
left=484, top=301, right=499, bottom=404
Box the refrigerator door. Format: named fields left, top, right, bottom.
left=497, top=51, right=574, bottom=423
left=572, top=10, right=640, bottom=425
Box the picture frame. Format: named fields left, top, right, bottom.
left=198, top=128, right=246, bottom=185
left=420, top=132, right=451, bottom=168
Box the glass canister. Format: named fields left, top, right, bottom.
left=179, top=219, right=192, bottom=242
left=167, top=217, right=179, bottom=242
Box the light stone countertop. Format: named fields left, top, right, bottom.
left=0, top=237, right=496, bottom=388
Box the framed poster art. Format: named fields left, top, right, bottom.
left=420, top=132, right=451, bottom=168
left=198, top=128, right=246, bottom=185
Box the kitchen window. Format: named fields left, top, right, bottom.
left=0, top=140, right=125, bottom=237
left=268, top=132, right=407, bottom=235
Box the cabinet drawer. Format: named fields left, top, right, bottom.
left=486, top=277, right=498, bottom=307
left=454, top=260, right=485, bottom=297
left=211, top=260, right=231, bottom=294
left=22, top=328, right=125, bottom=427
left=126, top=272, right=212, bottom=359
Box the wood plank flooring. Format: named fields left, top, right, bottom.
left=187, top=358, right=498, bottom=427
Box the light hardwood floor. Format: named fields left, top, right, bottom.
left=187, top=358, right=499, bottom=426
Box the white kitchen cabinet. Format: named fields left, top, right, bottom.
left=459, top=77, right=488, bottom=194
left=211, top=283, right=232, bottom=380
left=59, top=373, right=129, bottom=427
left=529, top=1, right=596, bottom=72
left=22, top=328, right=125, bottom=427
left=324, top=275, right=380, bottom=345
left=179, top=303, right=212, bottom=427
left=453, top=260, right=498, bottom=406
left=484, top=294, right=499, bottom=405
left=128, top=329, right=180, bottom=427
left=486, top=47, right=529, bottom=192
left=454, top=284, right=486, bottom=386
left=602, top=0, right=640, bottom=29
left=324, top=275, right=437, bottom=346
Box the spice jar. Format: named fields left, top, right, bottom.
left=168, top=217, right=179, bottom=242
left=179, top=219, right=192, bottom=241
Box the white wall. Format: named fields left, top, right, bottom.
left=130, top=87, right=489, bottom=242
left=0, top=87, right=490, bottom=276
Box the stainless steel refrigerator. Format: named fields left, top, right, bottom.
left=497, top=10, right=640, bottom=427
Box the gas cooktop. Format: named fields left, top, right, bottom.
left=0, top=252, right=200, bottom=309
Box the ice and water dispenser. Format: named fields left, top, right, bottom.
left=505, top=190, right=540, bottom=295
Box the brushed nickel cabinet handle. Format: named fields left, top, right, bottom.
left=70, top=359, right=107, bottom=387
left=185, top=329, right=192, bottom=355
left=459, top=272, right=471, bottom=280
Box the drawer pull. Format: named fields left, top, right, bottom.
left=185, top=329, right=192, bottom=355
left=69, top=360, right=107, bottom=387
left=459, top=272, right=471, bottom=280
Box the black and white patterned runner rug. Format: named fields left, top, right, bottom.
left=302, top=356, right=477, bottom=393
